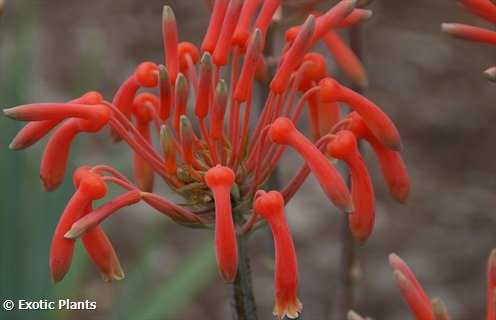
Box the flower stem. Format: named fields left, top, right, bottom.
left=332, top=23, right=364, bottom=320
left=231, top=233, right=258, bottom=320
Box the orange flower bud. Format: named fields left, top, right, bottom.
left=202, top=0, right=229, bottom=53
left=162, top=6, right=179, bottom=82
left=322, top=31, right=368, bottom=88
left=212, top=0, right=243, bottom=66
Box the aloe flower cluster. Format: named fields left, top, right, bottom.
left=3, top=0, right=409, bottom=318
left=384, top=249, right=496, bottom=320
left=442, top=0, right=496, bottom=80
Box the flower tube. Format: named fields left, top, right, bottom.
left=254, top=190, right=301, bottom=320
left=319, top=77, right=402, bottom=150
left=9, top=91, right=103, bottom=150
left=269, top=117, right=353, bottom=212
left=345, top=112, right=410, bottom=203
left=205, top=165, right=238, bottom=282
left=50, top=169, right=108, bottom=282
left=389, top=253, right=434, bottom=320
left=327, top=130, right=375, bottom=243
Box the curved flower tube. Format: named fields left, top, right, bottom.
left=50, top=169, right=108, bottom=282
left=205, top=165, right=238, bottom=282
left=9, top=91, right=103, bottom=150
left=80, top=204, right=125, bottom=282
left=327, top=130, right=375, bottom=243
left=319, top=77, right=402, bottom=150
left=269, top=117, right=353, bottom=213
left=344, top=112, right=410, bottom=203
left=389, top=253, right=434, bottom=320
left=132, top=93, right=159, bottom=191
left=254, top=190, right=301, bottom=319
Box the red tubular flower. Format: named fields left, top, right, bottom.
left=173, top=73, right=189, bottom=133
left=254, top=191, right=301, bottom=319
left=345, top=112, right=410, bottom=203
left=40, top=105, right=111, bottom=191
left=212, top=0, right=243, bottom=66
left=487, top=249, right=496, bottom=320
left=337, top=8, right=373, bottom=28
left=112, top=61, right=159, bottom=121
left=327, top=130, right=375, bottom=243
left=195, top=53, right=214, bottom=119
left=310, top=0, right=356, bottom=43
left=202, top=0, right=229, bottom=53
left=65, top=189, right=143, bottom=239
left=3, top=102, right=109, bottom=122
left=271, top=16, right=316, bottom=94
left=232, top=0, right=263, bottom=48
left=389, top=253, right=434, bottom=320
left=442, top=23, right=496, bottom=45
left=444, top=1, right=496, bottom=77
left=298, top=52, right=327, bottom=92
left=210, top=80, right=228, bottom=140
left=322, top=31, right=368, bottom=88
left=254, top=0, right=283, bottom=39
left=50, top=169, right=107, bottom=282
left=269, top=117, right=353, bottom=213
left=160, top=125, right=178, bottom=175
left=234, top=29, right=263, bottom=102
left=204, top=165, right=238, bottom=282
left=179, top=115, right=196, bottom=167
left=162, top=6, right=179, bottom=82
left=132, top=93, right=158, bottom=191
left=459, top=0, right=496, bottom=24
left=40, top=119, right=83, bottom=191
left=158, top=65, right=172, bottom=121
left=285, top=0, right=356, bottom=44
left=80, top=204, right=125, bottom=282
left=9, top=91, right=103, bottom=150
left=320, top=77, right=402, bottom=150
left=296, top=53, right=340, bottom=140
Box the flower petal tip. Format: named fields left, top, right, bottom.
left=3, top=108, right=15, bottom=119
left=441, top=23, right=457, bottom=34
left=388, top=253, right=401, bottom=267
left=392, top=184, right=410, bottom=204
left=101, top=267, right=125, bottom=282
left=63, top=229, right=79, bottom=239
left=483, top=66, right=496, bottom=82
left=347, top=310, right=365, bottom=320
left=362, top=9, right=373, bottom=20
left=50, top=269, right=67, bottom=284
left=273, top=299, right=303, bottom=320
left=220, top=269, right=237, bottom=283
left=40, top=175, right=61, bottom=192
left=8, top=140, right=21, bottom=150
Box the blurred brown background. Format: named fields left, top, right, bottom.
left=1, top=0, right=495, bottom=319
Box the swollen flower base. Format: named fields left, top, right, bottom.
left=3, top=0, right=409, bottom=318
